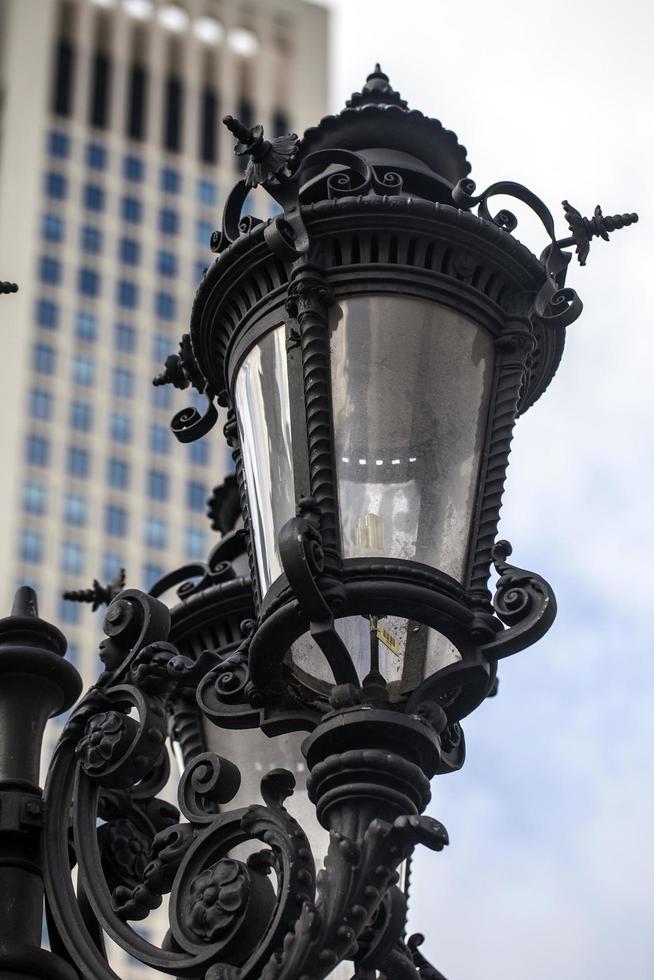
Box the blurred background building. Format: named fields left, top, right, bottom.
left=0, top=1, right=327, bottom=974
left=0, top=0, right=326, bottom=693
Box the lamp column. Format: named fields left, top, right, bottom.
left=0, top=588, right=81, bottom=980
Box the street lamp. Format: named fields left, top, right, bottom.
left=0, top=67, right=637, bottom=980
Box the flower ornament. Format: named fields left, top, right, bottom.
left=75, top=710, right=136, bottom=777
left=99, top=818, right=152, bottom=887
left=130, top=641, right=184, bottom=693
left=187, top=859, right=249, bottom=942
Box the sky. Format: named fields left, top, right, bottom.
left=318, top=1, right=654, bottom=978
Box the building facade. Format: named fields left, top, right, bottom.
left=0, top=1, right=327, bottom=973
left=0, top=0, right=326, bottom=684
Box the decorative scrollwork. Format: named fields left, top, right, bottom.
left=453, top=177, right=584, bottom=327
left=170, top=393, right=219, bottom=444
left=178, top=752, right=242, bottom=825
left=478, top=540, right=557, bottom=660
left=278, top=497, right=358, bottom=687
left=41, top=573, right=458, bottom=980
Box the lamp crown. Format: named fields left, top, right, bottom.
left=345, top=63, right=408, bottom=110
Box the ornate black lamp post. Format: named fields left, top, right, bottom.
left=0, top=67, right=637, bottom=980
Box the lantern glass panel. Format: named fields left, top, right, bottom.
left=330, top=295, right=494, bottom=582
left=290, top=614, right=461, bottom=696
left=234, top=324, right=295, bottom=592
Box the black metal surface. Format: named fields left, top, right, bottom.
left=0, top=589, right=81, bottom=979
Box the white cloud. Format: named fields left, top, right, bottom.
left=321, top=3, right=654, bottom=974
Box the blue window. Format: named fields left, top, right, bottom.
left=197, top=178, right=216, bottom=206
left=70, top=400, right=92, bottom=431
left=114, top=323, right=136, bottom=353
left=42, top=213, right=65, bottom=242
left=33, top=343, right=56, bottom=374
left=59, top=598, right=81, bottom=625
left=189, top=439, right=209, bottom=466
left=67, top=446, right=90, bottom=478
left=123, top=154, right=144, bottom=182
left=61, top=540, right=84, bottom=574
left=184, top=526, right=206, bottom=560
left=117, top=279, right=138, bottom=309
left=194, top=260, right=207, bottom=284
left=187, top=480, right=207, bottom=512
left=78, top=267, right=100, bottom=297
left=35, top=299, right=58, bottom=329
left=153, top=334, right=172, bottom=362
left=39, top=256, right=61, bottom=285
left=157, top=249, right=177, bottom=277
left=149, top=423, right=170, bottom=454
left=143, top=563, right=164, bottom=590
left=75, top=311, right=97, bottom=341
left=112, top=367, right=134, bottom=398
left=108, top=457, right=130, bottom=489
left=20, top=529, right=43, bottom=564
left=110, top=411, right=132, bottom=444
left=155, top=291, right=175, bottom=321
left=23, top=481, right=47, bottom=515
left=121, top=196, right=142, bottom=223
left=196, top=219, right=213, bottom=247
left=63, top=492, right=87, bottom=526
left=103, top=551, right=122, bottom=581
left=159, top=208, right=179, bottom=235
left=86, top=143, right=107, bottom=169
left=119, top=237, right=140, bottom=266
left=48, top=130, right=70, bottom=158
left=81, top=225, right=102, bottom=254
left=106, top=504, right=127, bottom=537
left=26, top=434, right=50, bottom=467
left=151, top=384, right=171, bottom=409
left=72, top=353, right=95, bottom=386
left=45, top=172, right=67, bottom=200
left=147, top=469, right=168, bottom=501
left=30, top=389, right=53, bottom=420
left=145, top=515, right=166, bottom=549
left=83, top=183, right=105, bottom=211
left=160, top=167, right=180, bottom=194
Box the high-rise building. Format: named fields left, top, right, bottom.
left=0, top=0, right=327, bottom=681
left=0, top=1, right=327, bottom=973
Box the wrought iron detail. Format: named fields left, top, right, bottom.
left=153, top=332, right=204, bottom=391
left=207, top=474, right=241, bottom=533
left=153, top=332, right=220, bottom=444
left=223, top=115, right=300, bottom=188
left=33, top=583, right=455, bottom=979
left=479, top=540, right=557, bottom=659
left=62, top=567, right=126, bottom=611
left=561, top=200, right=639, bottom=265
left=285, top=265, right=343, bottom=593
left=346, top=63, right=409, bottom=109
left=278, top=497, right=357, bottom=687
left=466, top=312, right=535, bottom=603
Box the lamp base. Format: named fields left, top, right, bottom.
left=303, top=706, right=442, bottom=836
